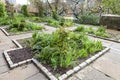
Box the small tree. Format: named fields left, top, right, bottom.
left=101, top=0, right=120, bottom=14
left=0, top=2, right=6, bottom=17
left=21, top=5, right=29, bottom=17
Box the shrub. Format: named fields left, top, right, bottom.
left=75, top=26, right=85, bottom=32
left=8, top=21, right=43, bottom=32
left=0, top=2, right=6, bottom=17
left=32, top=28, right=103, bottom=69
left=86, top=27, right=95, bottom=34
left=63, top=20, right=74, bottom=27
left=21, top=5, right=29, bottom=17
left=95, top=26, right=109, bottom=38
left=78, top=14, right=99, bottom=25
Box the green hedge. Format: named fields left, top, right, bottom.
left=78, top=14, right=99, bottom=25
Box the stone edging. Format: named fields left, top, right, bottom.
left=32, top=47, right=110, bottom=80
left=3, top=39, right=32, bottom=69
left=0, top=28, right=9, bottom=36
left=3, top=48, right=32, bottom=69
left=3, top=38, right=110, bottom=79
left=12, top=39, right=23, bottom=48
left=88, top=34, right=120, bottom=43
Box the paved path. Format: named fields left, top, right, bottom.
left=0, top=30, right=48, bottom=80
left=67, top=36, right=120, bottom=80
left=0, top=23, right=120, bottom=80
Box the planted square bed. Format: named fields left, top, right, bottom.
left=74, top=26, right=120, bottom=43
left=1, top=20, right=44, bottom=36
left=4, top=28, right=110, bottom=80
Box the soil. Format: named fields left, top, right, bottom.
left=8, top=47, right=35, bottom=63
left=38, top=58, right=87, bottom=77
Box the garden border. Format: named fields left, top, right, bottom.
left=3, top=38, right=110, bottom=79
left=32, top=47, right=110, bottom=80
left=3, top=48, right=32, bottom=69
left=88, top=34, right=120, bottom=43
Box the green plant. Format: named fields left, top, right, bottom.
left=75, top=26, right=85, bottom=32
left=0, top=2, right=6, bottom=17
left=21, top=5, right=29, bottom=17
left=8, top=21, right=43, bottom=32
left=78, top=14, right=99, bottom=25
left=95, top=26, right=109, bottom=38
left=86, top=27, right=95, bottom=34
left=47, top=19, right=61, bottom=28
left=63, top=20, right=74, bottom=27
left=32, top=28, right=103, bottom=70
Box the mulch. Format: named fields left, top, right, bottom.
left=8, top=47, right=35, bottom=63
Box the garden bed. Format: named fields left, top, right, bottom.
left=1, top=20, right=44, bottom=36
left=4, top=38, right=110, bottom=80
left=74, top=26, right=120, bottom=43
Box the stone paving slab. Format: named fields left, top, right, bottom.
left=0, top=64, right=43, bottom=80
left=82, top=67, right=114, bottom=80
left=92, top=49, right=120, bottom=80
left=25, top=72, right=48, bottom=80
left=0, top=57, right=7, bottom=67
left=8, top=33, right=33, bottom=40
left=67, top=66, right=114, bottom=80
left=0, top=65, right=9, bottom=74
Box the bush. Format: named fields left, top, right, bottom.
left=86, top=27, right=95, bottom=34
left=32, top=28, right=103, bottom=69
left=0, top=17, right=11, bottom=25
left=0, top=2, right=6, bottom=17
left=63, top=20, right=74, bottom=27
left=21, top=5, right=29, bottom=17
left=78, top=14, right=99, bottom=25
left=75, top=26, right=85, bottom=32
left=95, top=26, right=109, bottom=38
left=8, top=21, right=43, bottom=32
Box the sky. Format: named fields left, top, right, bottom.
left=16, top=0, right=28, bottom=5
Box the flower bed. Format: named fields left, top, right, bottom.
left=4, top=28, right=110, bottom=79
left=74, top=26, right=120, bottom=43
left=1, top=20, right=44, bottom=36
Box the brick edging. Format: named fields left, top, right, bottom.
left=32, top=47, right=110, bottom=80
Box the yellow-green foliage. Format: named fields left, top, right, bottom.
left=32, top=28, right=103, bottom=69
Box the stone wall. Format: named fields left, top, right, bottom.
left=100, top=14, right=120, bottom=30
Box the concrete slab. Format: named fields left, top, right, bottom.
left=0, top=64, right=40, bottom=80
left=0, top=65, right=9, bottom=74
left=0, top=57, right=7, bottom=67
left=82, top=68, right=114, bottom=80
left=92, top=49, right=120, bottom=80
left=25, top=72, right=48, bottom=80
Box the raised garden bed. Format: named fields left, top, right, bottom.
left=74, top=26, right=120, bottom=43
left=4, top=28, right=110, bottom=80
left=4, top=44, right=110, bottom=79
left=0, top=21, right=44, bottom=36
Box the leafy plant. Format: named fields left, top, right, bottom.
left=8, top=21, right=43, bottom=33
left=86, top=27, right=95, bottom=34
left=0, top=2, right=6, bottom=17
left=21, top=5, right=29, bottom=17
left=78, top=14, right=99, bottom=25
left=75, top=26, right=85, bottom=32
left=32, top=28, right=103, bottom=70
left=95, top=26, right=109, bottom=38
